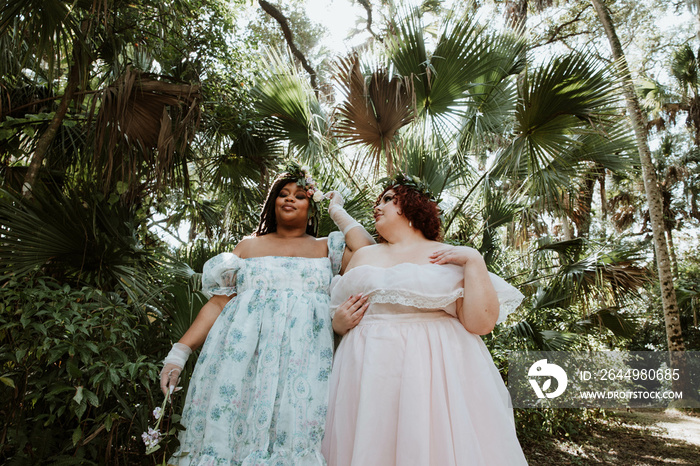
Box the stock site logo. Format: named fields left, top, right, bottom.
left=528, top=359, right=568, bottom=399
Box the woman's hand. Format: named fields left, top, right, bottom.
left=160, top=364, right=182, bottom=396
left=333, top=294, right=369, bottom=335
left=159, top=342, right=192, bottom=395
left=429, top=245, right=479, bottom=266
left=326, top=190, right=345, bottom=210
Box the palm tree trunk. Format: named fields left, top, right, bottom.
left=590, top=0, right=685, bottom=353
left=666, top=228, right=679, bottom=278
left=574, top=167, right=598, bottom=237
left=22, top=54, right=82, bottom=197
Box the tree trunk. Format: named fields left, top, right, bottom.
left=22, top=59, right=82, bottom=197
left=573, top=166, right=598, bottom=238
left=666, top=228, right=679, bottom=279
left=590, top=0, right=685, bottom=353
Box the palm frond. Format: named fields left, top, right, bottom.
left=671, top=44, right=698, bottom=97
left=491, top=52, right=626, bottom=208
left=332, top=54, right=414, bottom=173
left=0, top=0, right=79, bottom=82
left=252, top=49, right=327, bottom=159
left=532, top=240, right=650, bottom=311
left=0, top=187, right=160, bottom=301
left=574, top=307, right=636, bottom=338
left=91, top=67, right=201, bottom=196
left=509, top=320, right=578, bottom=351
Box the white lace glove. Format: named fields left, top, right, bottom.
left=160, top=342, right=192, bottom=395
left=327, top=191, right=361, bottom=234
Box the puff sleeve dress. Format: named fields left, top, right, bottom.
left=321, top=263, right=528, bottom=466
left=169, top=232, right=346, bottom=466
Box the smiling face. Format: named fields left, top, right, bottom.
left=274, top=181, right=310, bottom=224
left=373, top=188, right=405, bottom=236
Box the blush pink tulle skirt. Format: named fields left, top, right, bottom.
left=322, top=312, right=528, bottom=466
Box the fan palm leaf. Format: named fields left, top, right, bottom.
left=509, top=320, right=578, bottom=351
left=91, top=67, right=201, bottom=196
left=671, top=44, right=699, bottom=99
left=491, top=52, right=627, bottom=209
left=332, top=54, right=415, bottom=173
left=385, top=7, right=525, bottom=143
left=532, top=240, right=650, bottom=311
left=0, top=187, right=160, bottom=301
left=0, top=0, right=80, bottom=82
left=252, top=49, right=327, bottom=160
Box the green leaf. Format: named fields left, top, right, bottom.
left=84, top=388, right=99, bottom=407
left=145, top=444, right=161, bottom=455
left=73, top=386, right=84, bottom=405
left=75, top=400, right=87, bottom=419
left=116, top=181, right=129, bottom=195
left=0, top=376, right=15, bottom=388
left=67, top=359, right=82, bottom=379
left=0, top=128, right=18, bottom=139
left=72, top=427, right=82, bottom=446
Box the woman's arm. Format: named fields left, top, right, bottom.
left=430, top=246, right=499, bottom=335
left=178, top=294, right=233, bottom=349
left=343, top=223, right=375, bottom=252
left=326, top=192, right=375, bottom=272
left=160, top=294, right=232, bottom=395
left=161, top=241, right=247, bottom=394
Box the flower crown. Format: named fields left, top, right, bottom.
left=379, top=173, right=440, bottom=204
left=279, top=160, right=326, bottom=203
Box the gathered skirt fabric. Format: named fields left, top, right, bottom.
left=169, top=253, right=343, bottom=466
left=322, top=312, right=528, bottom=466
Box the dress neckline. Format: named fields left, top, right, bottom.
left=344, top=262, right=452, bottom=275
left=241, top=255, right=329, bottom=261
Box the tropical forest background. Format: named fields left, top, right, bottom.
left=1, top=0, right=699, bottom=464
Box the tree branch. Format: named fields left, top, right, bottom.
left=258, top=0, right=318, bottom=95
left=357, top=0, right=382, bottom=42
left=541, top=5, right=590, bottom=46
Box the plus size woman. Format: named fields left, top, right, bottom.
left=322, top=176, right=527, bottom=466
left=160, top=163, right=373, bottom=465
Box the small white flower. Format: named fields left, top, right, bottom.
left=301, top=165, right=311, bottom=173
left=475, top=110, right=484, bottom=117
left=141, top=427, right=161, bottom=449
left=152, top=407, right=162, bottom=420
left=305, top=176, right=314, bottom=186
left=312, top=190, right=324, bottom=202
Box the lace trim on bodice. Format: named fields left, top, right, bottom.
left=367, top=288, right=464, bottom=310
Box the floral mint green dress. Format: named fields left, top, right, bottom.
left=169, top=232, right=346, bottom=466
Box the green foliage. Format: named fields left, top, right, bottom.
left=0, top=275, right=162, bottom=464
left=0, top=186, right=161, bottom=301
left=514, top=407, right=607, bottom=442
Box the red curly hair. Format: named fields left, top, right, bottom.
left=375, top=184, right=442, bottom=242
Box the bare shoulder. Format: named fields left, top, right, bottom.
left=435, top=242, right=481, bottom=256
left=232, top=236, right=258, bottom=259
left=345, top=243, right=387, bottom=269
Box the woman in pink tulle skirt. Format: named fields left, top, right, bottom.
left=321, top=176, right=528, bottom=466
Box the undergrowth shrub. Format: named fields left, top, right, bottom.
left=0, top=275, right=162, bottom=464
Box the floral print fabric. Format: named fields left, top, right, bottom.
left=169, top=232, right=345, bottom=465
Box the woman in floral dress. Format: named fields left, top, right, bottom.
left=322, top=176, right=528, bottom=466
left=160, top=163, right=373, bottom=465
